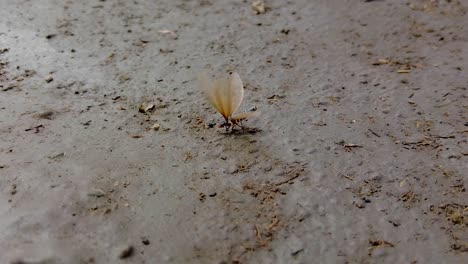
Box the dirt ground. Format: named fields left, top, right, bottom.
left=0, top=0, right=467, bottom=263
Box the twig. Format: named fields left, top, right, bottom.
left=329, top=164, right=355, bottom=181
left=431, top=135, right=455, bottom=139
left=368, top=128, right=381, bottom=137
left=274, top=169, right=302, bottom=186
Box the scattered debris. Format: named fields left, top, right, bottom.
left=25, top=124, right=44, bottom=133
left=451, top=241, right=468, bottom=252
left=437, top=203, right=467, bottom=225
left=274, top=168, right=303, bottom=186
left=48, top=152, right=65, bottom=160
left=330, top=164, right=355, bottom=181
left=402, top=137, right=441, bottom=150
left=336, top=141, right=364, bottom=151
left=35, top=110, right=56, bottom=120
left=399, top=191, right=419, bottom=205
left=368, top=240, right=395, bottom=255
left=183, top=152, right=193, bottom=161
left=267, top=94, right=285, bottom=100
left=2, top=84, right=17, bottom=91
left=118, top=74, right=131, bottom=82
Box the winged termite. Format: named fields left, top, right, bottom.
left=199, top=72, right=259, bottom=132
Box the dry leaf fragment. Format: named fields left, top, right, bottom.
left=252, top=0, right=266, bottom=14
left=267, top=94, right=285, bottom=100
left=369, top=240, right=395, bottom=252
left=119, top=74, right=131, bottom=82
left=138, top=102, right=155, bottom=113
left=127, top=132, right=143, bottom=138
left=372, top=59, right=390, bottom=65
left=158, top=29, right=177, bottom=39
left=397, top=69, right=411, bottom=73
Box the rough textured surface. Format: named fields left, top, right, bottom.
left=0, top=0, right=467, bottom=263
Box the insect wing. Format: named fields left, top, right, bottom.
left=231, top=111, right=260, bottom=122
left=198, top=73, right=226, bottom=117
left=215, top=77, right=230, bottom=118
left=228, top=72, right=244, bottom=116
left=199, top=72, right=245, bottom=119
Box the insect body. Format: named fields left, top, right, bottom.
left=219, top=110, right=259, bottom=130
left=199, top=72, right=258, bottom=132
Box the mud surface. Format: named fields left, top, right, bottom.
left=1, top=0, right=467, bottom=263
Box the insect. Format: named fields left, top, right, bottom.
left=199, top=72, right=259, bottom=132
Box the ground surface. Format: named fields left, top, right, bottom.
left=0, top=0, right=467, bottom=263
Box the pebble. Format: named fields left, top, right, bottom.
left=10, top=184, right=17, bottom=195
left=141, top=237, right=150, bottom=245
left=87, top=188, right=105, bottom=197
left=45, top=75, right=54, bottom=83
left=116, top=245, right=134, bottom=259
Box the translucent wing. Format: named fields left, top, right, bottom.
left=227, top=72, right=244, bottom=116
left=214, top=78, right=230, bottom=118
left=231, top=111, right=260, bottom=122
left=198, top=73, right=226, bottom=118
left=199, top=72, right=244, bottom=119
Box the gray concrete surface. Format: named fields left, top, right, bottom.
left=1, top=0, right=467, bottom=263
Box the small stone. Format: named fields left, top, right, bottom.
left=151, top=123, right=160, bottom=131
left=88, top=188, right=105, bottom=197
left=45, top=75, right=54, bottom=83
left=141, top=237, right=150, bottom=245
left=10, top=184, right=17, bottom=195
left=389, top=219, right=401, bottom=227
left=198, top=192, right=206, bottom=202
left=116, top=245, right=134, bottom=259
left=45, top=34, right=57, bottom=39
